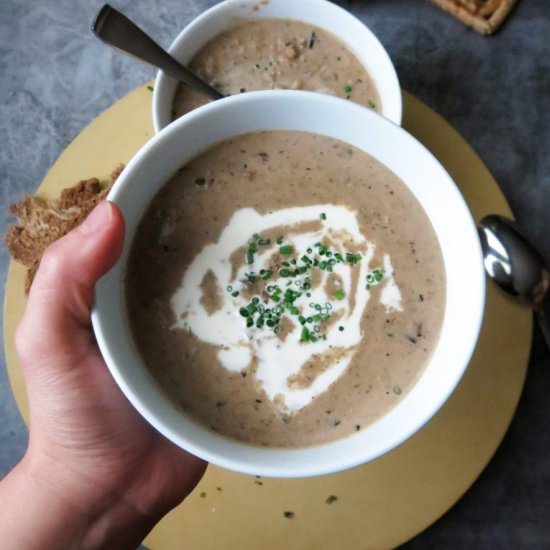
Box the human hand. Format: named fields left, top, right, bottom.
left=3, top=201, right=206, bottom=549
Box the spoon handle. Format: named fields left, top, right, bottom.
left=92, top=4, right=224, bottom=101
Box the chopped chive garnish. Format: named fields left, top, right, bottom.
left=320, top=212, right=327, bottom=220
left=346, top=252, right=362, bottom=265
left=338, top=326, right=344, bottom=331
left=366, top=268, right=385, bottom=289
left=300, top=326, right=317, bottom=343
left=368, top=100, right=376, bottom=109
left=246, top=272, right=258, bottom=283
left=246, top=241, right=259, bottom=264
left=233, top=230, right=367, bottom=341
left=334, top=289, right=346, bottom=300
left=195, top=177, right=206, bottom=185
left=344, top=84, right=353, bottom=94
left=240, top=88, right=246, bottom=93
left=147, top=85, right=154, bottom=92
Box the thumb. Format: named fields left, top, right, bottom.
left=15, top=201, right=125, bottom=369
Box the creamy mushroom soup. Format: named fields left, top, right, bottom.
left=126, top=131, right=445, bottom=448
left=173, top=19, right=381, bottom=119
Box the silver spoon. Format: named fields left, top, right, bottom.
left=478, top=214, right=550, bottom=348
left=92, top=4, right=224, bottom=101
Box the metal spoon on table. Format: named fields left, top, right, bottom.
left=478, top=214, right=550, bottom=348
left=92, top=4, right=224, bottom=101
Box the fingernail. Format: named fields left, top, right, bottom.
left=79, top=201, right=113, bottom=235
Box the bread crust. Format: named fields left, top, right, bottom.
left=5, top=164, right=124, bottom=292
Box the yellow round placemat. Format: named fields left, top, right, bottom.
left=3, top=87, right=532, bottom=549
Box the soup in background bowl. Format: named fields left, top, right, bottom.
left=172, top=18, right=382, bottom=120
left=152, top=0, right=402, bottom=131
left=93, top=91, right=485, bottom=478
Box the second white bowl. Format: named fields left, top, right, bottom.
left=152, top=0, right=402, bottom=131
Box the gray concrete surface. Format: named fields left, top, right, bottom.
left=1, top=1, right=549, bottom=548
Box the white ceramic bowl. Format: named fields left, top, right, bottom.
left=93, top=91, right=485, bottom=478
left=152, top=0, right=402, bottom=131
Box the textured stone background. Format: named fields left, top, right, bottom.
left=1, top=1, right=549, bottom=548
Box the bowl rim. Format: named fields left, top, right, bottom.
left=93, top=90, right=485, bottom=478
left=152, top=0, right=402, bottom=132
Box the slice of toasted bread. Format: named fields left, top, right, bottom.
left=5, top=164, right=124, bottom=292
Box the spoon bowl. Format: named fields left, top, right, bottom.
left=478, top=214, right=550, bottom=348
left=478, top=214, right=548, bottom=304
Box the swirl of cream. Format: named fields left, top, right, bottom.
left=170, top=205, right=401, bottom=413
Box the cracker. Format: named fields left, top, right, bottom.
left=429, top=0, right=519, bottom=35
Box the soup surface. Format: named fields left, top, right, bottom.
left=126, top=131, right=445, bottom=448
left=173, top=19, right=381, bottom=119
